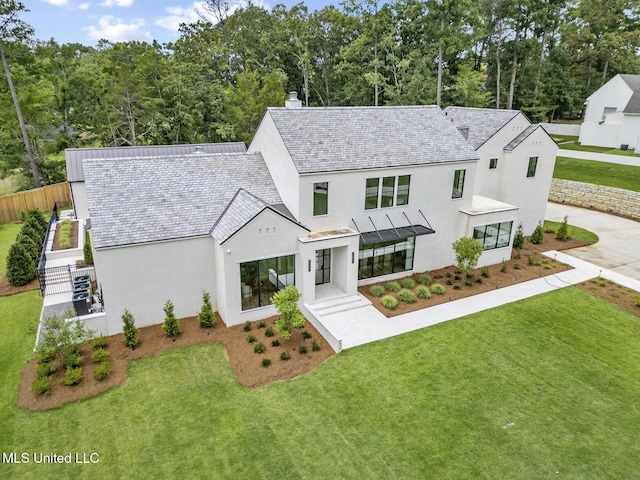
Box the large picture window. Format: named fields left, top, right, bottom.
left=473, top=222, right=513, bottom=250
left=313, top=182, right=328, bottom=216
left=452, top=169, right=465, bottom=198
left=358, top=236, right=415, bottom=280
left=240, top=255, right=295, bottom=310
left=364, top=175, right=411, bottom=210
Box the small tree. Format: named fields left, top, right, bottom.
left=452, top=237, right=484, bottom=277
left=556, top=216, right=569, bottom=241
left=6, top=242, right=36, bottom=286
left=531, top=221, right=544, bottom=245
left=16, top=234, right=40, bottom=267
left=513, top=223, right=524, bottom=250
left=271, top=285, right=304, bottom=340
left=162, top=300, right=180, bottom=337
left=122, top=309, right=139, bottom=349
left=20, top=223, right=43, bottom=247
left=24, top=214, right=46, bottom=240
left=38, top=313, right=94, bottom=369
left=84, top=232, right=93, bottom=265
left=198, top=291, right=215, bottom=328
left=27, top=209, right=47, bottom=232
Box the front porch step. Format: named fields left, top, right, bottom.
left=306, top=294, right=372, bottom=317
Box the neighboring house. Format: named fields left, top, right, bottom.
left=77, top=100, right=557, bottom=336
left=579, top=74, right=640, bottom=150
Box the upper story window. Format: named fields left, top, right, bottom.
left=602, top=107, right=616, bottom=121
left=452, top=169, right=465, bottom=199
left=364, top=175, right=411, bottom=210
left=313, top=182, right=328, bottom=216
left=527, top=157, right=538, bottom=178
left=489, top=158, right=498, bottom=169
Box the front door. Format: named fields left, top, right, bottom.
left=315, top=249, right=331, bottom=285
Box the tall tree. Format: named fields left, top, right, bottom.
left=0, top=0, right=40, bottom=187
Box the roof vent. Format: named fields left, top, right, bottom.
left=285, top=91, right=302, bottom=109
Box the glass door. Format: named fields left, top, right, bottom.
left=315, top=249, right=331, bottom=285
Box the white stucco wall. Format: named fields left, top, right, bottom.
left=95, top=236, right=216, bottom=334
left=582, top=75, right=631, bottom=123
left=463, top=209, right=518, bottom=268
left=248, top=112, right=301, bottom=218
left=70, top=182, right=89, bottom=220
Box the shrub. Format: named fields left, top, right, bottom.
left=431, top=284, right=446, bottom=295
left=381, top=295, right=398, bottom=310
left=63, top=367, right=83, bottom=386
left=91, top=348, right=110, bottom=363
left=634, top=296, right=640, bottom=307
left=527, top=254, right=534, bottom=266
left=500, top=262, right=507, bottom=273
left=25, top=213, right=46, bottom=239
left=445, top=272, right=452, bottom=278
left=417, top=274, right=432, bottom=285
left=398, top=289, right=417, bottom=303
left=400, top=278, right=415, bottom=289
left=454, top=274, right=461, bottom=281
left=162, top=300, right=180, bottom=337
left=513, top=261, right=521, bottom=269
left=35, top=348, right=57, bottom=364
left=256, top=320, right=266, bottom=329
left=475, top=277, right=483, bottom=284
left=254, top=342, right=265, bottom=353
left=264, top=327, right=274, bottom=337
left=369, top=284, right=385, bottom=297
left=16, top=235, right=40, bottom=267
left=556, top=215, right=569, bottom=241
left=481, top=267, right=490, bottom=278
left=385, top=281, right=401, bottom=293
left=302, top=330, right=312, bottom=339
left=92, top=335, right=107, bottom=350
left=83, top=232, right=93, bottom=265
left=122, top=309, right=139, bottom=349
left=446, top=280, right=453, bottom=286
left=6, top=242, right=36, bottom=286
left=243, top=322, right=252, bottom=332
left=271, top=339, right=280, bottom=347
left=464, top=280, right=473, bottom=287
left=198, top=291, right=216, bottom=328
left=261, top=358, right=272, bottom=368
left=531, top=221, right=544, bottom=244
left=280, top=351, right=291, bottom=361
left=247, top=335, right=256, bottom=343
left=27, top=209, right=47, bottom=234
left=21, top=224, right=43, bottom=247
left=299, top=345, right=308, bottom=354
left=514, top=249, right=521, bottom=260
left=32, top=376, right=52, bottom=395
left=62, top=352, right=82, bottom=370
left=453, top=283, right=461, bottom=290
left=93, top=361, right=111, bottom=380
left=311, top=340, right=321, bottom=351
left=513, top=223, right=524, bottom=249
left=36, top=362, right=56, bottom=378
left=57, top=220, right=73, bottom=249
left=39, top=314, right=94, bottom=369
left=416, top=286, right=432, bottom=299
left=272, top=285, right=305, bottom=340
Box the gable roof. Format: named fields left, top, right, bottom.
left=503, top=125, right=539, bottom=151
left=211, top=189, right=304, bottom=244
left=443, top=107, right=522, bottom=149
left=619, top=74, right=640, bottom=114
left=66, top=143, right=247, bottom=182
left=84, top=152, right=282, bottom=248
left=264, top=106, right=479, bottom=174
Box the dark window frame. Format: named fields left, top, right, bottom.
left=472, top=221, right=513, bottom=250
left=527, top=157, right=538, bottom=177
left=452, top=169, right=466, bottom=199
left=489, top=158, right=498, bottom=169
left=364, top=175, right=411, bottom=210
left=313, top=182, right=328, bottom=216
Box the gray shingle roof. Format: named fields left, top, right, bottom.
left=84, top=152, right=281, bottom=248
left=619, top=74, right=640, bottom=114
left=443, top=107, right=521, bottom=149
left=265, top=106, right=479, bottom=174
left=66, top=143, right=247, bottom=182
left=504, top=125, right=539, bottom=151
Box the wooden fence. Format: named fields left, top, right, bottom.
left=0, top=183, right=72, bottom=223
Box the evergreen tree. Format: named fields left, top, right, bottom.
left=162, top=300, right=181, bottom=337
left=513, top=222, right=524, bottom=250
left=6, top=242, right=36, bottom=286
left=531, top=221, right=544, bottom=245
left=198, top=291, right=215, bottom=328
left=122, top=309, right=139, bottom=349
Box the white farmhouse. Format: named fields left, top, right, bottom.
left=579, top=74, right=640, bottom=151
left=70, top=101, right=557, bottom=337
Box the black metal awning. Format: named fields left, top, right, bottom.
left=359, top=224, right=435, bottom=244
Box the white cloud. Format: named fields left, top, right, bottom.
left=78, top=3, right=90, bottom=10
left=100, top=0, right=134, bottom=7
left=42, top=0, right=69, bottom=6
left=84, top=15, right=151, bottom=42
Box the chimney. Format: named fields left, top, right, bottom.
left=285, top=91, right=303, bottom=109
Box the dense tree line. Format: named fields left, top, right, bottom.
left=1, top=0, right=640, bottom=189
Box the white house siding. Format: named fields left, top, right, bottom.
left=95, top=236, right=216, bottom=334
left=248, top=113, right=301, bottom=219
left=618, top=115, right=640, bottom=149
left=215, top=208, right=308, bottom=326
left=70, top=182, right=89, bottom=220
left=463, top=209, right=518, bottom=268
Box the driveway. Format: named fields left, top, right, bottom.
left=545, top=202, right=640, bottom=281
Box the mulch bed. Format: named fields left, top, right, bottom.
left=52, top=220, right=79, bottom=251
left=18, top=314, right=334, bottom=411
left=0, top=276, right=39, bottom=297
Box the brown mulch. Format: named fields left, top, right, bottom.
left=0, top=275, right=39, bottom=297
left=52, top=220, right=79, bottom=250
left=18, top=314, right=334, bottom=411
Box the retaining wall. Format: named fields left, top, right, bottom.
left=549, top=178, right=640, bottom=221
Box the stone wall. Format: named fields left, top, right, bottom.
left=549, top=178, right=640, bottom=221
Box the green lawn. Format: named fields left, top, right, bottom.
left=554, top=156, right=640, bottom=192
left=553, top=135, right=640, bottom=157
left=2, top=287, right=640, bottom=479
left=543, top=220, right=599, bottom=244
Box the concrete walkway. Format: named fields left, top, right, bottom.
left=318, top=203, right=640, bottom=350
left=557, top=148, right=640, bottom=166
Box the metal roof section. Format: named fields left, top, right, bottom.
left=503, top=125, right=539, bottom=151
left=265, top=106, right=479, bottom=174
left=620, top=74, right=640, bottom=114
left=84, top=152, right=281, bottom=249
left=65, top=142, right=247, bottom=182
left=443, top=106, right=522, bottom=150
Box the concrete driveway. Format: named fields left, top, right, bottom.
left=545, top=202, right=640, bottom=281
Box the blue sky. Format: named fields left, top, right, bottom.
left=27, top=0, right=336, bottom=46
